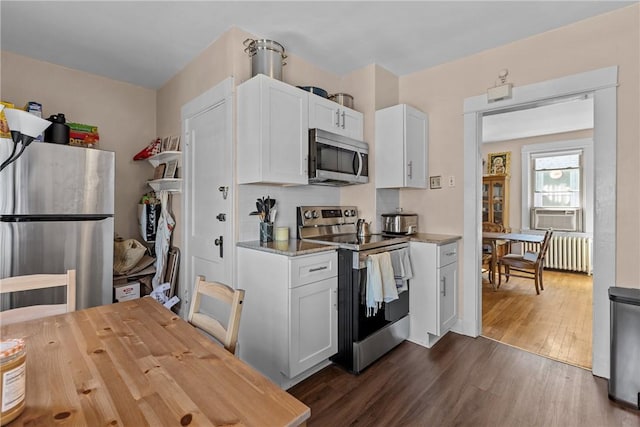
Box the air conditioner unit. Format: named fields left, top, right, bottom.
left=530, top=208, right=582, bottom=232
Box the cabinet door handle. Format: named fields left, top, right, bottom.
left=335, top=110, right=340, bottom=127
left=309, top=266, right=328, bottom=272
left=407, top=160, right=413, bottom=179
left=441, top=276, right=446, bottom=296
left=445, top=251, right=456, bottom=256
left=341, top=110, right=346, bottom=129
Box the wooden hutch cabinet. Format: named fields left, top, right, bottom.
left=482, top=174, right=510, bottom=231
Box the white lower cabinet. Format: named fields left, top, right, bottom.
left=237, top=247, right=337, bottom=388
left=408, top=240, right=459, bottom=348
left=288, top=277, right=337, bottom=378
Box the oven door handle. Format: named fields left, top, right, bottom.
left=356, top=243, right=409, bottom=268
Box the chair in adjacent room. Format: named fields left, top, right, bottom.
left=497, top=230, right=553, bottom=294
left=481, top=222, right=505, bottom=285
left=0, top=270, right=76, bottom=325
left=187, top=276, right=245, bottom=355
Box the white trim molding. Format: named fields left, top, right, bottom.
left=462, top=66, right=617, bottom=379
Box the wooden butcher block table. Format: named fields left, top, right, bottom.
left=0, top=297, right=309, bottom=426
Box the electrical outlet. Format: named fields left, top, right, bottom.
left=448, top=175, right=455, bottom=187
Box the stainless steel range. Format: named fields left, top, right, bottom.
left=297, top=206, right=411, bottom=374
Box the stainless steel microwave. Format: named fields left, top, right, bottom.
left=308, top=129, right=369, bottom=186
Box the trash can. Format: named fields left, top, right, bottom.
left=608, top=286, right=640, bottom=409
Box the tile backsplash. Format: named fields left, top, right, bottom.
left=238, top=184, right=340, bottom=242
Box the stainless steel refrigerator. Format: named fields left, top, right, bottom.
left=0, top=141, right=114, bottom=310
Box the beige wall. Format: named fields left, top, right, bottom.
left=399, top=5, right=639, bottom=287
left=1, top=51, right=157, bottom=240
left=156, top=27, right=343, bottom=248
left=4, top=5, right=637, bottom=290
left=481, top=129, right=593, bottom=231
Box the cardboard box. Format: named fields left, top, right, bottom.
left=114, top=281, right=140, bottom=302
left=68, top=122, right=100, bottom=147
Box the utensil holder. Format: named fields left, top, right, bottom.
left=260, top=222, right=274, bottom=242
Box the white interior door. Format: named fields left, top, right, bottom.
left=181, top=78, right=233, bottom=315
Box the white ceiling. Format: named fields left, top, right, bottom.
left=1, top=1, right=634, bottom=89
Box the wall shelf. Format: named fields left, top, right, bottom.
left=147, top=151, right=182, bottom=193
left=147, top=151, right=181, bottom=168
left=147, top=178, right=182, bottom=193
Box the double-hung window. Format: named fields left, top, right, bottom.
left=522, top=138, right=593, bottom=233
left=532, top=151, right=582, bottom=208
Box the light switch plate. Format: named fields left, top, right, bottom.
left=430, top=176, right=442, bottom=189
left=448, top=175, right=455, bottom=187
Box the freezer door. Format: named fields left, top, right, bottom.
left=0, top=217, right=114, bottom=310
left=0, top=142, right=114, bottom=216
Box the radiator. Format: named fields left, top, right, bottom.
left=524, top=236, right=593, bottom=275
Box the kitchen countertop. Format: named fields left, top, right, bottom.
left=237, top=239, right=337, bottom=256
left=238, top=233, right=461, bottom=255
left=410, top=233, right=462, bottom=245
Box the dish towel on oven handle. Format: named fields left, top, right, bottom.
left=365, top=252, right=398, bottom=316
left=390, top=248, right=413, bottom=293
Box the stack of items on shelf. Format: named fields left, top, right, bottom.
left=0, top=99, right=99, bottom=148
left=133, top=135, right=180, bottom=161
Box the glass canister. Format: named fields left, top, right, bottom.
left=1, top=339, right=26, bottom=425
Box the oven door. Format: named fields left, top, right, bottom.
left=333, top=245, right=409, bottom=373
left=309, top=130, right=369, bottom=184
left=353, top=244, right=410, bottom=341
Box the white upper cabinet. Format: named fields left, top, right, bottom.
left=308, top=95, right=364, bottom=140
left=237, top=75, right=309, bottom=185
left=375, top=104, right=428, bottom=188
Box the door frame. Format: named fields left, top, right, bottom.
left=462, top=66, right=618, bottom=379
left=180, top=77, right=235, bottom=317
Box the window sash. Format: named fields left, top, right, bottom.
left=532, top=151, right=583, bottom=208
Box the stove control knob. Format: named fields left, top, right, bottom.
left=304, top=210, right=313, bottom=219
left=312, top=210, right=319, bottom=218
left=347, top=209, right=356, bottom=217
left=344, top=210, right=352, bottom=217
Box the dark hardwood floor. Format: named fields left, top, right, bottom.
left=289, top=333, right=638, bottom=426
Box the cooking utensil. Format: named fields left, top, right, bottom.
left=243, top=39, right=287, bottom=81
left=381, top=212, right=418, bottom=235
left=250, top=196, right=277, bottom=223
left=357, top=219, right=371, bottom=237
left=329, top=93, right=354, bottom=109
left=297, top=86, right=328, bottom=98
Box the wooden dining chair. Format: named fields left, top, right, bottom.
left=481, top=222, right=505, bottom=285
left=497, top=230, right=553, bottom=294
left=0, top=270, right=76, bottom=325
left=187, top=276, right=245, bottom=354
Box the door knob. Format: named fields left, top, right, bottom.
left=214, top=236, right=223, bottom=258
left=216, top=213, right=226, bottom=222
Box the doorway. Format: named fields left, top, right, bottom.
left=478, top=97, right=595, bottom=368
left=462, top=66, right=618, bottom=379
